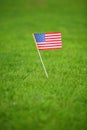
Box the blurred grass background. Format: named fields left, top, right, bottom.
left=0, top=0, right=87, bottom=130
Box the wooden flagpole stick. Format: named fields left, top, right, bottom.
left=32, top=34, right=48, bottom=78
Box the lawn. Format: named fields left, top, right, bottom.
left=0, top=0, right=87, bottom=130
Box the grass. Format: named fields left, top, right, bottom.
left=0, top=0, right=87, bottom=130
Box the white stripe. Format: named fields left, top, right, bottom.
left=46, top=36, right=61, bottom=38
left=38, top=44, right=62, bottom=47
left=45, top=33, right=61, bottom=36
left=46, top=38, right=61, bottom=41
left=37, top=41, right=62, bottom=44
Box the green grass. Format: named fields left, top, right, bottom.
left=0, top=0, right=87, bottom=130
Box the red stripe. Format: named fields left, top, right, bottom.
left=38, top=46, right=62, bottom=50
left=38, top=44, right=62, bottom=48
left=45, top=32, right=61, bottom=35
left=38, top=45, right=62, bottom=48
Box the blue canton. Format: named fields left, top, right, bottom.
left=34, top=33, right=45, bottom=43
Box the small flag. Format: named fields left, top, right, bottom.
left=34, top=32, right=62, bottom=50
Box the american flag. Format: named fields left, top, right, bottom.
left=33, top=32, right=62, bottom=50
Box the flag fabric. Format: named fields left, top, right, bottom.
left=34, top=32, right=62, bottom=50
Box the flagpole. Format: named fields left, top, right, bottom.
left=32, top=34, right=48, bottom=78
